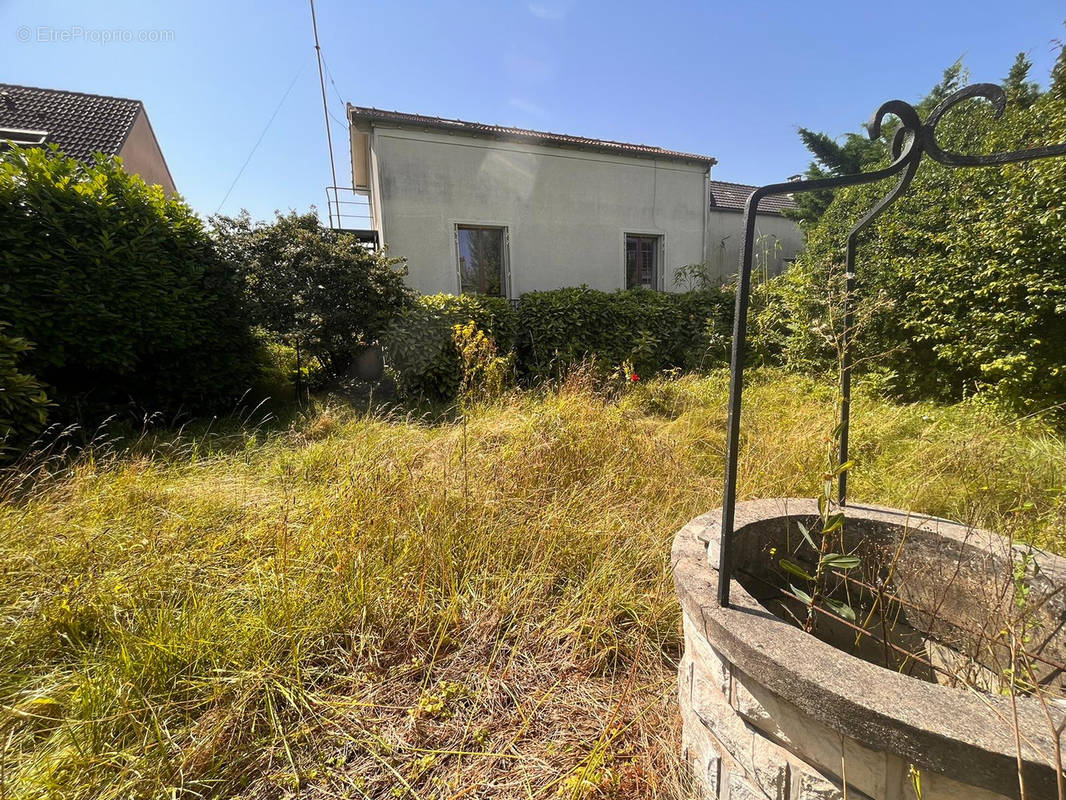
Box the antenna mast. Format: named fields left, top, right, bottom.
left=309, top=0, right=339, bottom=216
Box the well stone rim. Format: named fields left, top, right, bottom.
left=672, top=497, right=1065, bottom=798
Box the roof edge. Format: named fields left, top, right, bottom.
left=0, top=82, right=146, bottom=107
left=347, top=103, right=716, bottom=166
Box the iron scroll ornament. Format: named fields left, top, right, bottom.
left=716, top=83, right=1066, bottom=608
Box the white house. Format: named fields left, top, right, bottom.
left=346, top=106, right=802, bottom=297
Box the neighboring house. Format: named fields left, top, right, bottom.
left=0, top=83, right=176, bottom=194
left=347, top=105, right=801, bottom=297
left=707, top=181, right=803, bottom=281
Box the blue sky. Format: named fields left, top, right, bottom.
left=2, top=1, right=1063, bottom=222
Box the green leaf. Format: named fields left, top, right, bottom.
left=789, top=584, right=813, bottom=605
left=794, top=520, right=818, bottom=551
left=824, top=598, right=857, bottom=622
left=779, top=558, right=814, bottom=581
left=834, top=460, right=856, bottom=476
left=820, top=553, right=861, bottom=570
left=823, top=513, right=845, bottom=533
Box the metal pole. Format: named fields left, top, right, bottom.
left=310, top=0, right=339, bottom=222
left=718, top=195, right=761, bottom=607
left=713, top=84, right=1066, bottom=609
left=838, top=235, right=857, bottom=505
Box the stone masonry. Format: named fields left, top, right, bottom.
left=672, top=499, right=1066, bottom=800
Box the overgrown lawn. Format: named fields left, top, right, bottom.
left=2, top=371, right=1064, bottom=798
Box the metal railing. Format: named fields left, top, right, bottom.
left=716, top=82, right=1066, bottom=608
left=324, top=185, right=373, bottom=232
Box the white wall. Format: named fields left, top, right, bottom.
left=367, top=125, right=710, bottom=296
left=706, top=210, right=805, bottom=282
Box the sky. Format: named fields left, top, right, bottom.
left=2, top=0, right=1063, bottom=223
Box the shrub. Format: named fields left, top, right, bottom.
left=0, top=325, right=50, bottom=451
left=213, top=212, right=412, bottom=384
left=515, top=287, right=732, bottom=379
left=383, top=294, right=516, bottom=402
left=0, top=147, right=256, bottom=416
left=760, top=49, right=1066, bottom=413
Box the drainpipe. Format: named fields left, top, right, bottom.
left=702, top=169, right=711, bottom=267
left=369, top=125, right=386, bottom=243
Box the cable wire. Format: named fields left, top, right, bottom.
left=215, top=59, right=308, bottom=214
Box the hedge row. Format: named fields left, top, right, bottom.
left=384, top=287, right=734, bottom=402
left=383, top=294, right=516, bottom=401
left=0, top=147, right=257, bottom=430
left=517, top=287, right=733, bottom=379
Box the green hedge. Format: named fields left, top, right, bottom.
left=0, top=147, right=256, bottom=417
left=384, top=288, right=733, bottom=403
left=756, top=53, right=1066, bottom=413
left=516, top=287, right=733, bottom=379
left=383, top=294, right=517, bottom=402
left=0, top=325, right=50, bottom=451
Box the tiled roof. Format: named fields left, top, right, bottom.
left=0, top=83, right=142, bottom=161
left=710, top=180, right=796, bottom=216
left=349, top=105, right=716, bottom=166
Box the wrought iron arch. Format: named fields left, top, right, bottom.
left=716, top=83, right=1066, bottom=607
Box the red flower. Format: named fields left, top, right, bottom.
left=630, top=373, right=639, bottom=382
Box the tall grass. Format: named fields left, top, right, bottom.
left=1, top=370, right=1063, bottom=798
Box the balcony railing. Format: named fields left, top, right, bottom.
left=325, top=186, right=377, bottom=244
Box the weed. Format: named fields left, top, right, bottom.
left=0, top=370, right=1063, bottom=798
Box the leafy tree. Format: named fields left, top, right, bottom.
left=213, top=211, right=412, bottom=382
left=0, top=146, right=257, bottom=417
left=761, top=47, right=1066, bottom=414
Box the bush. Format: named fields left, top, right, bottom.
left=213, top=212, right=412, bottom=384
left=0, top=325, right=50, bottom=451
left=383, top=294, right=516, bottom=402
left=760, top=50, right=1066, bottom=413
left=515, top=287, right=733, bottom=379
left=0, top=147, right=257, bottom=416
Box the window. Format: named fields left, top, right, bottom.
left=457, top=225, right=506, bottom=296
left=625, top=234, right=660, bottom=290
left=0, top=128, right=49, bottom=150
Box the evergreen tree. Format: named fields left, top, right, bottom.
left=784, top=60, right=965, bottom=228
left=1003, top=52, right=1040, bottom=109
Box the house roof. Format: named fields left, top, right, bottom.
left=349, top=105, right=716, bottom=166
left=710, top=180, right=796, bottom=216
left=0, top=83, right=143, bottom=161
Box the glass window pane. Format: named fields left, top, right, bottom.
left=625, top=234, right=659, bottom=290
left=625, top=237, right=639, bottom=289
left=458, top=226, right=504, bottom=296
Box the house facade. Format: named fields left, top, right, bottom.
left=0, top=84, right=176, bottom=194
left=347, top=106, right=801, bottom=297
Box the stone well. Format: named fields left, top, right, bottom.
left=672, top=498, right=1066, bottom=800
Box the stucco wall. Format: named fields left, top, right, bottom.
left=118, top=109, right=176, bottom=194
left=706, top=209, right=804, bottom=281
left=369, top=126, right=711, bottom=296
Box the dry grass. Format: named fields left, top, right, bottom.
left=1, top=370, right=1063, bottom=799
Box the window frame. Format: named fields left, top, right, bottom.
left=454, top=222, right=511, bottom=298
left=0, top=128, right=49, bottom=149
left=622, top=231, right=665, bottom=291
